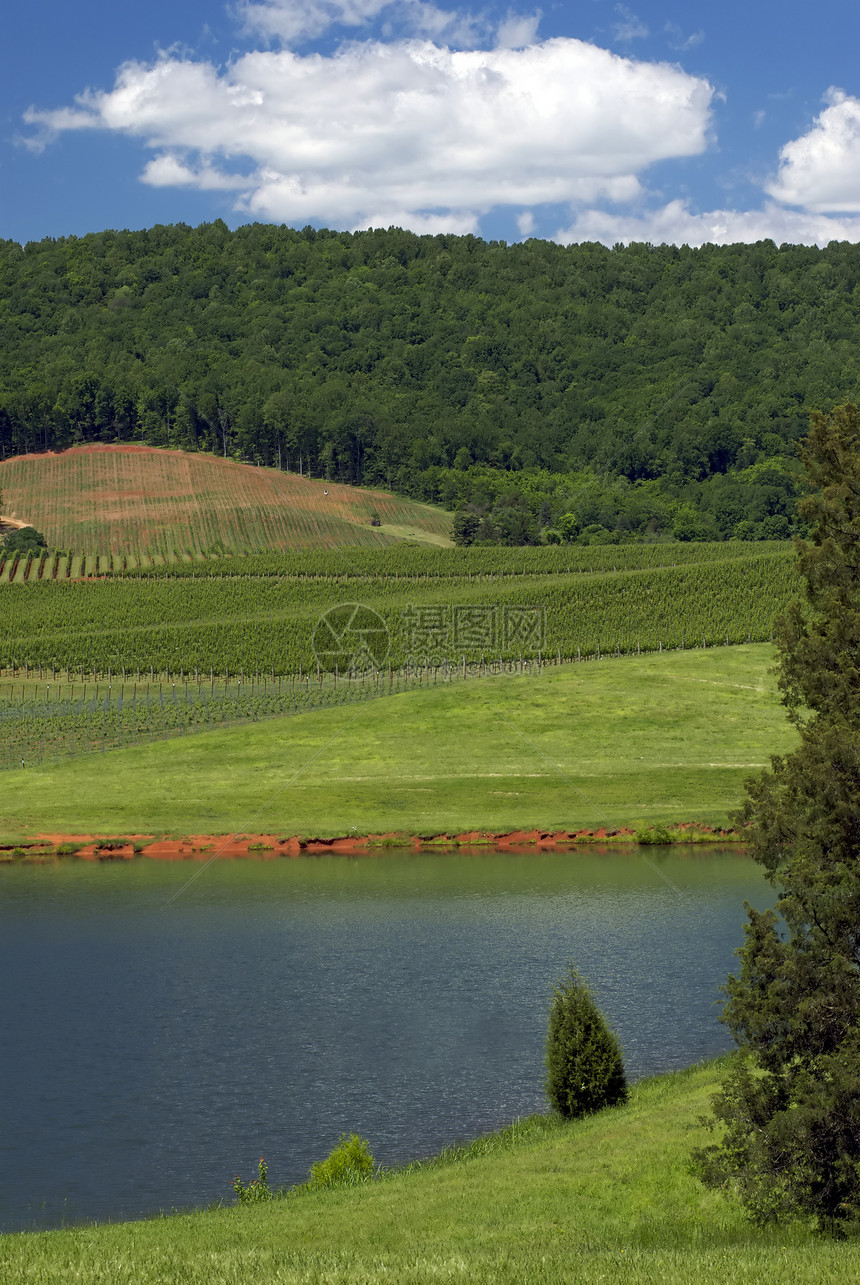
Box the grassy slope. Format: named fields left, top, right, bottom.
left=0, top=445, right=452, bottom=557
left=3, top=1061, right=856, bottom=1285
left=0, top=644, right=793, bottom=841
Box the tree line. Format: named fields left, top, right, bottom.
left=3, top=222, right=859, bottom=541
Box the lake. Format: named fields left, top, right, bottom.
left=0, top=847, right=768, bottom=1232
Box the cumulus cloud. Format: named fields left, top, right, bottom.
left=766, top=89, right=860, bottom=213
left=24, top=39, right=714, bottom=234
left=556, top=198, right=860, bottom=248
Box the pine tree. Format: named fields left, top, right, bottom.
left=545, top=966, right=627, bottom=1119
left=695, top=403, right=860, bottom=1233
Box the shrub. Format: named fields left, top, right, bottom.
left=233, top=1155, right=271, bottom=1204
left=635, top=824, right=672, bottom=845
left=308, top=1133, right=375, bottom=1188
left=3, top=527, right=47, bottom=553
left=545, top=966, right=628, bottom=1119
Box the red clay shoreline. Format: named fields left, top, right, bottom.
left=1, top=823, right=745, bottom=861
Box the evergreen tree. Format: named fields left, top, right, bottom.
left=695, top=403, right=860, bottom=1233
left=545, top=966, right=627, bottom=1119
left=451, top=505, right=482, bottom=546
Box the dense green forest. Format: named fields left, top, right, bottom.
left=3, top=222, right=858, bottom=542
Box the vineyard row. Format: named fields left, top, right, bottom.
left=0, top=555, right=799, bottom=679
left=0, top=539, right=791, bottom=585
left=1, top=636, right=765, bottom=773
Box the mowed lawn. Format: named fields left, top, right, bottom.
left=0, top=645, right=793, bottom=842
left=2, top=1061, right=857, bottom=1285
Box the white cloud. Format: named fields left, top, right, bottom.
left=767, top=89, right=860, bottom=213
left=20, top=104, right=101, bottom=153
left=238, top=0, right=386, bottom=43
left=613, top=6, right=648, bottom=43
left=495, top=10, right=541, bottom=50
left=556, top=198, right=860, bottom=248
left=142, top=154, right=250, bottom=190
left=25, top=39, right=714, bottom=234
left=516, top=209, right=536, bottom=236
left=664, top=22, right=703, bottom=52
left=236, top=0, right=482, bottom=46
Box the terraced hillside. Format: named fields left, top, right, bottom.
left=0, top=445, right=452, bottom=561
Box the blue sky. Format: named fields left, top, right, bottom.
left=3, top=0, right=860, bottom=246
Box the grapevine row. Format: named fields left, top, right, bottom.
left=0, top=554, right=799, bottom=679
left=0, top=539, right=790, bottom=584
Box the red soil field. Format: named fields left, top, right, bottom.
left=0, top=444, right=452, bottom=555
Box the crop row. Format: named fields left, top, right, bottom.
left=0, top=554, right=799, bottom=679
left=0, top=539, right=791, bottom=585
left=0, top=548, right=202, bottom=584
left=0, top=677, right=369, bottom=770
left=102, top=539, right=793, bottom=581
left=0, top=655, right=556, bottom=771
left=0, top=450, right=449, bottom=558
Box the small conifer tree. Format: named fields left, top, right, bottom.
left=545, top=966, right=628, bottom=1119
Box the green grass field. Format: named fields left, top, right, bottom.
left=0, top=644, right=793, bottom=842
left=3, top=1060, right=857, bottom=1285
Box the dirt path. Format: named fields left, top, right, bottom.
left=375, top=523, right=454, bottom=548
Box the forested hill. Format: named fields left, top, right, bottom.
left=2, top=222, right=859, bottom=543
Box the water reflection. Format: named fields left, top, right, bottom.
left=0, top=847, right=767, bottom=1231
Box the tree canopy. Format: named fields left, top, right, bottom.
left=3, top=224, right=858, bottom=539
left=1, top=526, right=47, bottom=553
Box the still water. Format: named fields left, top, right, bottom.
left=0, top=847, right=768, bottom=1232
